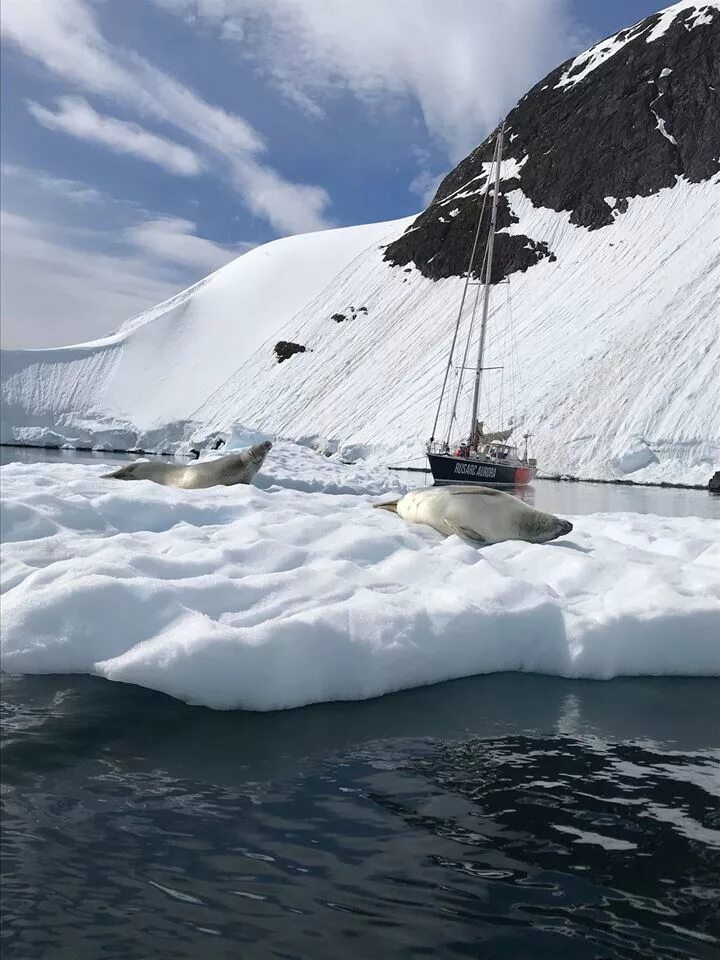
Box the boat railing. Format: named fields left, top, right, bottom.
left=426, top=441, right=453, bottom=455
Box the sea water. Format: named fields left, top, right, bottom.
left=1, top=448, right=719, bottom=959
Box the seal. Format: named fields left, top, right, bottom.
left=374, top=485, right=573, bottom=544
left=101, top=441, right=272, bottom=489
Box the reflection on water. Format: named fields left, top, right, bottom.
left=511, top=479, right=720, bottom=520
left=2, top=445, right=719, bottom=518
left=2, top=674, right=719, bottom=959
left=0, top=446, right=192, bottom=468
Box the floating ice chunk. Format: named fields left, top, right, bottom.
left=551, top=825, right=638, bottom=850
left=1, top=459, right=719, bottom=711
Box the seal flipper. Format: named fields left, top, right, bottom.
left=373, top=500, right=399, bottom=513
left=101, top=465, right=138, bottom=480
left=443, top=521, right=487, bottom=543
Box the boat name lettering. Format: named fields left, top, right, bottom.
left=453, top=462, right=497, bottom=478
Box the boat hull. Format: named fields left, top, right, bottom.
left=428, top=453, right=536, bottom=487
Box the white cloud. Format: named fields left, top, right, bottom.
left=1, top=163, right=109, bottom=204
left=232, top=161, right=331, bottom=235
left=1, top=0, right=333, bottom=233
left=127, top=216, right=251, bottom=271
left=1, top=0, right=263, bottom=154
left=28, top=97, right=204, bottom=176
left=150, top=0, right=588, bottom=162
left=409, top=168, right=444, bottom=206
left=0, top=168, right=252, bottom=347
left=408, top=145, right=445, bottom=205
left=0, top=210, right=181, bottom=347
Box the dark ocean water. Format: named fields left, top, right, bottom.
left=2, top=448, right=720, bottom=958
left=2, top=674, right=719, bottom=960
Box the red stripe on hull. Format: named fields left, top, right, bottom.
left=514, top=467, right=536, bottom=487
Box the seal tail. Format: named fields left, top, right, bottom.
left=373, top=500, right=399, bottom=513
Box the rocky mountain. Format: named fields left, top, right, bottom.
left=2, top=0, right=719, bottom=484
left=387, top=0, right=719, bottom=281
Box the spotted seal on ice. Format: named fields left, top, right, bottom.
left=374, top=485, right=572, bottom=544
left=101, top=441, right=272, bottom=489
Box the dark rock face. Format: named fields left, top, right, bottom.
left=274, top=341, right=306, bottom=363
left=332, top=306, right=368, bottom=322
left=709, top=470, right=720, bottom=492
left=385, top=5, right=719, bottom=281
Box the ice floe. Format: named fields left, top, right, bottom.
left=1, top=449, right=719, bottom=710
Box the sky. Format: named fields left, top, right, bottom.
left=1, top=0, right=666, bottom=348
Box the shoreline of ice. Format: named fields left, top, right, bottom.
left=0, top=440, right=713, bottom=492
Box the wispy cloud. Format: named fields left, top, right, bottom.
left=1, top=0, right=333, bottom=233
left=408, top=145, right=445, bottom=205
left=0, top=167, right=252, bottom=347
left=151, top=0, right=588, bottom=162
left=1, top=210, right=182, bottom=347
left=1, top=163, right=110, bottom=204
left=231, top=162, right=331, bottom=237
left=28, top=97, right=204, bottom=176
left=127, top=216, right=252, bottom=271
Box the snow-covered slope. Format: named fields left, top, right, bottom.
left=196, top=175, right=720, bottom=483
left=1, top=218, right=411, bottom=450
left=2, top=1, right=719, bottom=483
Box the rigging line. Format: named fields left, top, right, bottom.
left=429, top=155, right=492, bottom=441
left=467, top=124, right=505, bottom=445
left=507, top=283, right=519, bottom=424
left=499, top=280, right=511, bottom=428
left=445, top=244, right=489, bottom=445
left=440, top=357, right=462, bottom=443
left=379, top=455, right=428, bottom=467
left=507, top=283, right=526, bottom=424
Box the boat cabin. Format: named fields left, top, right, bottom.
left=478, top=442, right=518, bottom=461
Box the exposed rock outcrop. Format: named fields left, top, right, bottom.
left=385, top=3, right=719, bottom=281
left=274, top=341, right=307, bottom=363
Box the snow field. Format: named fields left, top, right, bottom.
left=2, top=446, right=719, bottom=711
left=0, top=216, right=413, bottom=447
left=3, top=171, right=716, bottom=485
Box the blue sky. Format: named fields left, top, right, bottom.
left=1, top=0, right=664, bottom=347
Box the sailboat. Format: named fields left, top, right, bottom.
left=426, top=122, right=537, bottom=488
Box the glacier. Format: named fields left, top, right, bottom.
left=2, top=176, right=718, bottom=484
left=1, top=0, right=719, bottom=485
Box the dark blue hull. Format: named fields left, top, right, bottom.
left=428, top=453, right=535, bottom=487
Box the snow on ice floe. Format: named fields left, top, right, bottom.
left=1, top=452, right=719, bottom=711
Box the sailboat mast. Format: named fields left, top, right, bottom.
left=468, top=122, right=505, bottom=447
